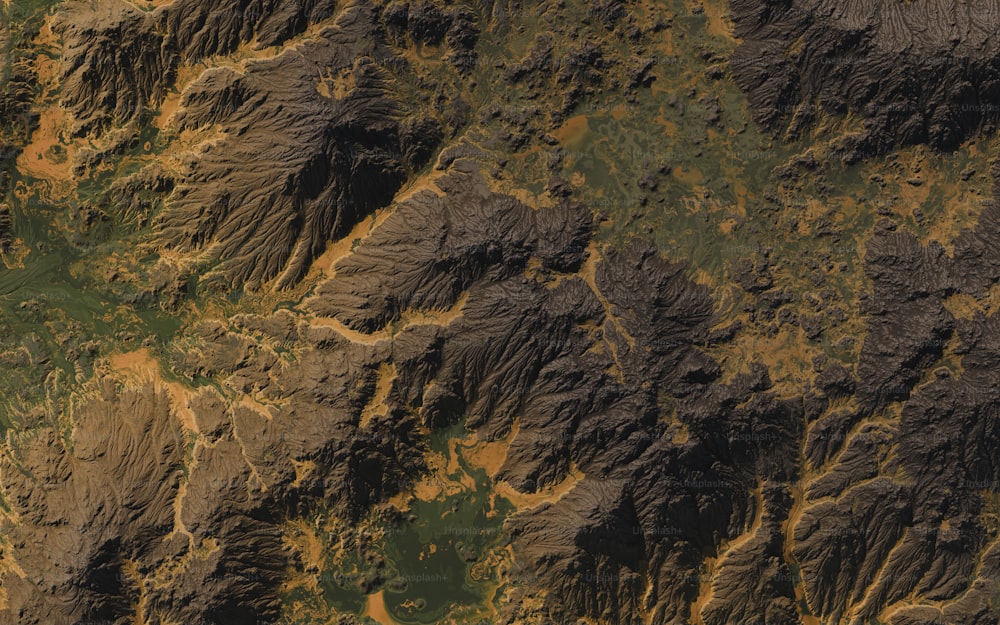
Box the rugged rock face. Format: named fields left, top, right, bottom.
left=56, top=0, right=473, bottom=290
left=0, top=385, right=186, bottom=625
left=318, top=168, right=804, bottom=624
left=730, top=0, right=1000, bottom=154
left=55, top=0, right=336, bottom=133
left=56, top=0, right=487, bottom=134
left=0, top=164, right=799, bottom=624
left=5, top=152, right=1000, bottom=623
left=159, top=6, right=416, bottom=289
left=308, top=171, right=593, bottom=332
left=0, top=320, right=423, bottom=623
left=787, top=165, right=1000, bottom=625
left=4, top=0, right=1000, bottom=624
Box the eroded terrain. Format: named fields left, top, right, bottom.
left=0, top=1, right=998, bottom=625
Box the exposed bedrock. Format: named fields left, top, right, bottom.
left=311, top=168, right=806, bottom=624
left=8, top=160, right=1000, bottom=624
left=6, top=136, right=1000, bottom=623
left=156, top=4, right=444, bottom=290
left=730, top=0, right=1000, bottom=154
left=54, top=0, right=486, bottom=132
left=53, top=0, right=485, bottom=290
left=0, top=165, right=805, bottom=624
left=0, top=385, right=186, bottom=625
left=791, top=163, right=1000, bottom=624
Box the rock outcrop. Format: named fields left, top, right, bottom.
left=3, top=1, right=1000, bottom=625
left=730, top=0, right=1000, bottom=154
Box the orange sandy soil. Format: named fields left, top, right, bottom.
left=107, top=348, right=198, bottom=432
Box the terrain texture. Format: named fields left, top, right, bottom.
left=0, top=1, right=998, bottom=625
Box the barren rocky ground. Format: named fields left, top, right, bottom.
left=0, top=1, right=997, bottom=625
